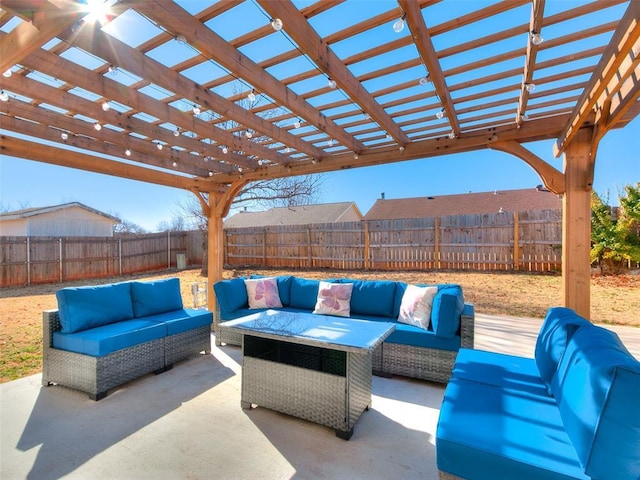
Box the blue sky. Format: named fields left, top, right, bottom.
left=1, top=1, right=638, bottom=231
left=1, top=120, right=638, bottom=231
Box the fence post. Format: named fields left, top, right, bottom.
left=26, top=236, right=31, bottom=286
left=167, top=231, right=171, bottom=269
left=119, top=237, right=122, bottom=275
left=59, top=237, right=63, bottom=282
left=306, top=227, right=312, bottom=268
left=262, top=228, right=267, bottom=266
left=434, top=217, right=441, bottom=270
left=513, top=211, right=520, bottom=270
left=363, top=222, right=370, bottom=270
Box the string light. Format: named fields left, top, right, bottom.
left=294, top=118, right=301, bottom=129
left=0, top=90, right=8, bottom=102
left=418, top=77, right=428, bottom=86
left=173, top=128, right=180, bottom=137
left=393, top=14, right=406, bottom=33
left=247, top=89, right=256, bottom=102
left=156, top=142, right=163, bottom=150
left=328, top=78, right=337, bottom=89
left=448, top=131, right=456, bottom=139
left=531, top=31, right=544, bottom=46
left=101, top=100, right=110, bottom=111
left=525, top=83, right=536, bottom=93
left=94, top=123, right=102, bottom=131
left=172, top=161, right=178, bottom=167
left=192, top=105, right=201, bottom=115
left=176, top=35, right=186, bottom=44
left=327, top=138, right=334, bottom=147
left=208, top=171, right=213, bottom=177
left=245, top=130, right=253, bottom=138
left=271, top=18, right=283, bottom=31
left=2, top=68, right=12, bottom=78
left=222, top=145, right=228, bottom=154
left=125, top=148, right=131, bottom=156
left=436, top=108, right=445, bottom=119
left=61, top=131, right=69, bottom=140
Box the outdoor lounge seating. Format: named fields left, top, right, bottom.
left=213, top=275, right=474, bottom=383
left=436, top=307, right=640, bottom=480
left=42, top=278, right=212, bottom=400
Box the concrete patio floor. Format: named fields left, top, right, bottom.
left=1, top=314, right=638, bottom=480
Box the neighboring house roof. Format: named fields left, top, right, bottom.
left=0, top=202, right=121, bottom=223
left=363, top=187, right=562, bottom=220
left=224, top=202, right=363, bottom=228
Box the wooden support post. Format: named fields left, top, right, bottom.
left=513, top=211, right=520, bottom=270
left=562, top=126, right=595, bottom=319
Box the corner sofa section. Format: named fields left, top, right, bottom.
left=436, top=307, right=640, bottom=480
left=43, top=278, right=212, bottom=400
left=213, top=275, right=474, bottom=383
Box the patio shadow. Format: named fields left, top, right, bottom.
left=14, top=353, right=234, bottom=480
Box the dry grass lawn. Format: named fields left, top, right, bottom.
left=1, top=267, right=638, bottom=383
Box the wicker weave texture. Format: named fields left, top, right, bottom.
left=165, top=325, right=211, bottom=365
left=381, top=342, right=457, bottom=383
left=242, top=350, right=372, bottom=434
left=43, top=309, right=207, bottom=399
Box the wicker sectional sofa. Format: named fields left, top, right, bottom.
left=42, top=278, right=212, bottom=400
left=436, top=307, right=640, bottom=480
left=213, top=275, right=474, bottom=383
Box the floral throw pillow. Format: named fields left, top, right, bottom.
left=398, top=284, right=438, bottom=330
left=313, top=281, right=353, bottom=317
left=244, top=277, right=283, bottom=309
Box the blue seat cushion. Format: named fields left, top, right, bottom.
left=385, top=323, right=460, bottom=350
left=452, top=348, right=549, bottom=397
left=340, top=279, right=396, bottom=318
left=143, top=308, right=212, bottom=335
left=56, top=282, right=134, bottom=333
left=534, top=307, right=590, bottom=393
left=288, top=277, right=320, bottom=310
left=437, top=377, right=589, bottom=480
left=52, top=319, right=166, bottom=357
left=551, top=325, right=640, bottom=480
left=213, top=277, right=247, bottom=316
left=131, top=278, right=183, bottom=318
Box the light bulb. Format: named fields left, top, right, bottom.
left=418, top=77, right=428, bottom=86
left=328, top=78, right=337, bottom=89
left=3, top=68, right=12, bottom=78
left=399, top=146, right=405, bottom=152
left=294, top=119, right=301, bottom=129
left=285, top=147, right=291, bottom=154
left=101, top=101, right=110, bottom=111
left=436, top=109, right=445, bottom=119
left=192, top=105, right=201, bottom=115
left=448, top=131, right=456, bottom=139
left=125, top=148, right=131, bottom=156
left=525, top=83, right=536, bottom=93
left=386, top=133, right=392, bottom=140
left=327, top=138, right=334, bottom=147
left=245, top=130, right=253, bottom=138
left=271, top=18, right=283, bottom=31
left=61, top=131, right=69, bottom=140
left=0, top=90, right=8, bottom=102
left=247, top=90, right=256, bottom=102
left=94, top=123, right=102, bottom=131
left=156, top=143, right=163, bottom=150
left=172, top=161, right=178, bottom=167
left=531, top=32, right=543, bottom=46
left=176, top=35, right=186, bottom=44
left=108, top=65, right=118, bottom=76
left=203, top=156, right=209, bottom=162
left=222, top=145, right=228, bottom=154
left=173, top=128, right=180, bottom=137
left=208, top=171, right=213, bottom=177
left=392, top=16, right=405, bottom=33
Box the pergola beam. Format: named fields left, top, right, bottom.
left=399, top=0, right=460, bottom=136
left=516, top=0, right=545, bottom=126
left=554, top=0, right=640, bottom=156
left=257, top=0, right=410, bottom=148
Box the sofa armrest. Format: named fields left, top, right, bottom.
left=43, top=309, right=60, bottom=351
left=460, top=303, right=474, bottom=349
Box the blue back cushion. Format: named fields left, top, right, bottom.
left=288, top=277, right=320, bottom=310
left=534, top=307, right=590, bottom=391
left=131, top=278, right=183, bottom=317
left=343, top=279, right=396, bottom=317
left=56, top=282, right=134, bottom=333
left=213, top=278, right=247, bottom=315
left=551, top=325, right=640, bottom=480
left=431, top=285, right=464, bottom=338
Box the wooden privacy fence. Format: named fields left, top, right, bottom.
left=224, top=209, right=563, bottom=272
left=0, top=230, right=206, bottom=287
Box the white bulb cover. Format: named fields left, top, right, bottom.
left=393, top=18, right=405, bottom=33
left=418, top=77, right=428, bottom=86
left=0, top=91, right=8, bottom=102
left=101, top=101, right=110, bottom=111
left=328, top=78, right=337, bottom=89
left=3, top=69, right=12, bottom=78
left=526, top=83, right=536, bottom=93
left=271, top=18, right=283, bottom=31
left=248, top=91, right=256, bottom=102
left=61, top=132, right=69, bottom=140
left=436, top=110, right=444, bottom=119
left=531, top=33, right=543, bottom=46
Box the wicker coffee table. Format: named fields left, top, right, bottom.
left=219, top=310, right=395, bottom=440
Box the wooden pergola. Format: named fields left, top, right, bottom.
left=1, top=0, right=638, bottom=319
